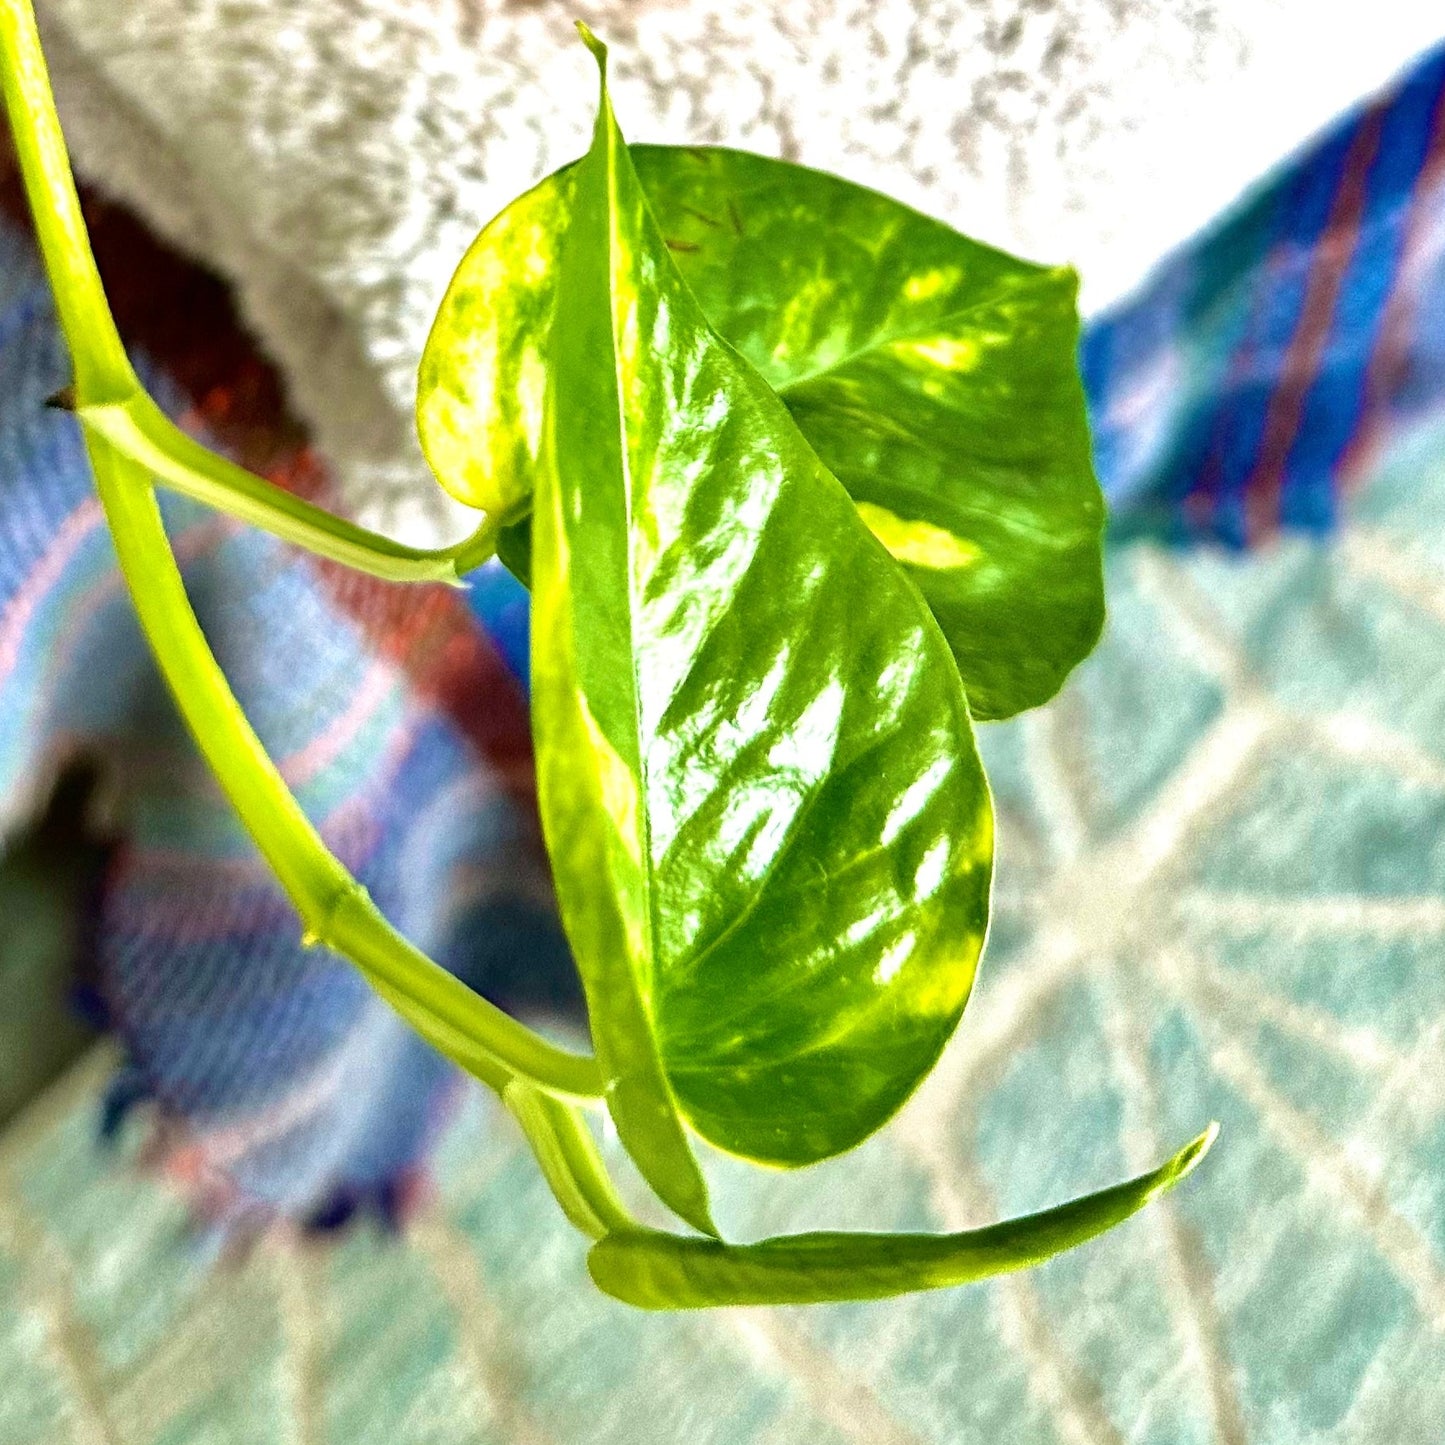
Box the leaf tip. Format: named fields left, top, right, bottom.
left=1175, top=1121, right=1219, bottom=1183
left=584, top=1239, right=639, bottom=1308
left=575, top=20, right=608, bottom=71
left=677, top=1193, right=721, bottom=1242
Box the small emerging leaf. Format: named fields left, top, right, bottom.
left=419, top=148, right=1104, bottom=719
left=529, top=41, right=991, bottom=1184
left=588, top=1124, right=1218, bottom=1309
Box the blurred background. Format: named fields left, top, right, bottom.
left=2, top=2, right=1444, bottom=1441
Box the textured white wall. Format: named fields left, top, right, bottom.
left=34, top=0, right=1445, bottom=539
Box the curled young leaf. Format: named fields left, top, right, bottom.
left=587, top=1124, right=1218, bottom=1309
left=530, top=36, right=991, bottom=1190
left=419, top=149, right=1103, bottom=719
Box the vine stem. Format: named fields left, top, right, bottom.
left=0, top=0, right=600, bottom=1103
left=2, top=4, right=498, bottom=584
left=76, top=392, right=501, bottom=585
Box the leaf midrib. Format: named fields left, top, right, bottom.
left=605, top=100, right=666, bottom=1018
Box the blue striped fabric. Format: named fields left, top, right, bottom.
left=1084, top=40, right=1445, bottom=547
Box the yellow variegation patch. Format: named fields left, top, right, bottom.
left=856, top=501, right=981, bottom=570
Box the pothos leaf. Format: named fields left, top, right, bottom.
left=417, top=168, right=566, bottom=527
left=532, top=32, right=715, bottom=1234
left=419, top=149, right=1103, bottom=720
left=588, top=1125, right=1218, bottom=1308
left=529, top=33, right=991, bottom=1185
left=645, top=151, right=1104, bottom=721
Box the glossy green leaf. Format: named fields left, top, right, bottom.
left=641, top=150, right=1103, bottom=720
left=531, top=33, right=716, bottom=1235
left=588, top=1124, right=1218, bottom=1309
left=416, top=166, right=568, bottom=524
left=530, top=37, right=992, bottom=1186
left=419, top=149, right=1103, bottom=720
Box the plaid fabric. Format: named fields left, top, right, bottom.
left=2, top=35, right=1444, bottom=1231
left=1086, top=40, right=1445, bottom=548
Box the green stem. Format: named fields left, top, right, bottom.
left=78, top=393, right=498, bottom=584
left=0, top=0, right=131, bottom=402
left=85, top=434, right=601, bottom=1100
left=1, top=0, right=600, bottom=1103
left=2, top=0, right=498, bottom=583
left=504, top=1082, right=637, bottom=1240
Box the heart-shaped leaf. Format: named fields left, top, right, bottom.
left=419, top=149, right=1103, bottom=719
left=528, top=35, right=991, bottom=1187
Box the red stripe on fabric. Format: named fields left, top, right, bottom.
left=1241, top=104, right=1388, bottom=543
left=6, top=168, right=537, bottom=817
left=1339, top=73, right=1445, bottom=486
left=226, top=442, right=539, bottom=813
left=316, top=558, right=536, bottom=806
left=1185, top=206, right=1299, bottom=532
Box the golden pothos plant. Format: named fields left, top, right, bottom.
left=0, top=0, right=1213, bottom=1309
